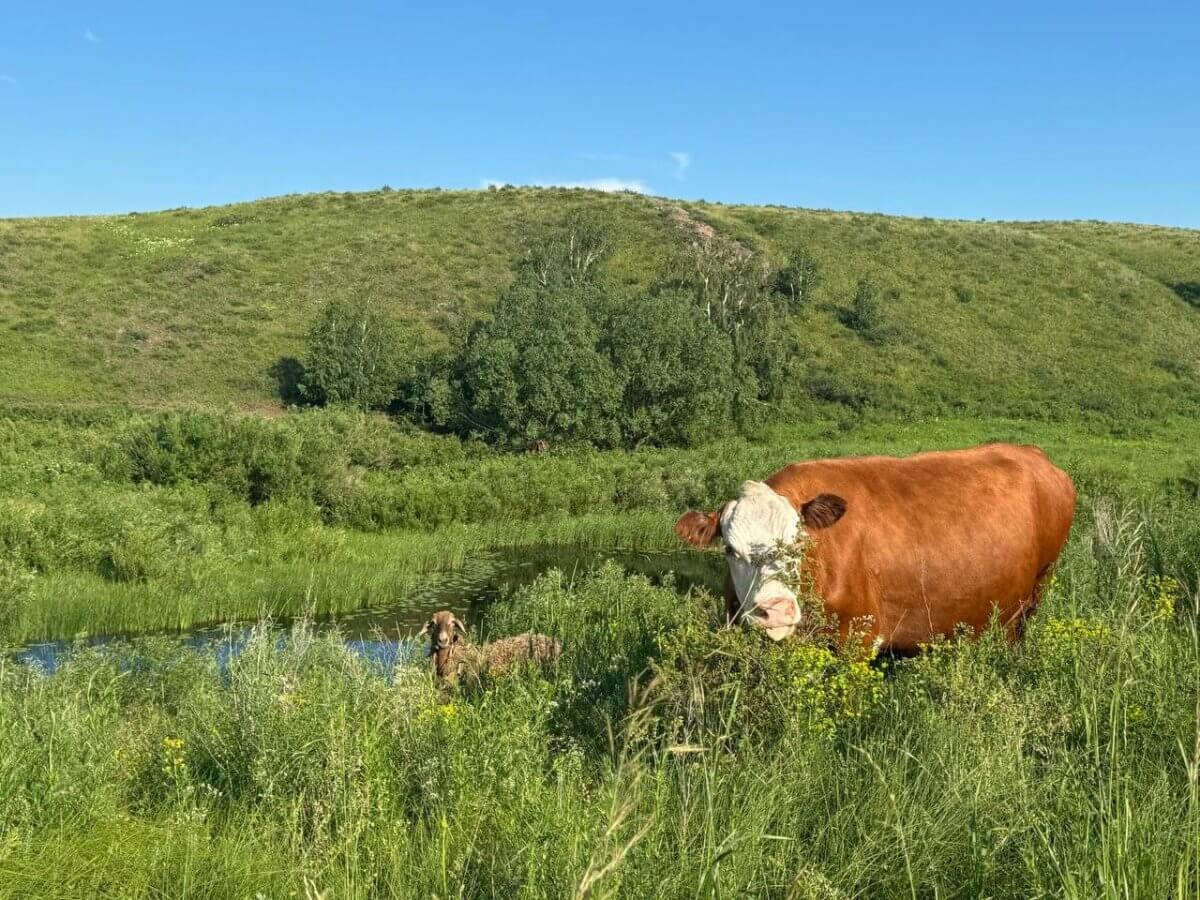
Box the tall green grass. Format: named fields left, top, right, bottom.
left=14, top=510, right=679, bottom=641
left=0, top=499, right=1196, bottom=898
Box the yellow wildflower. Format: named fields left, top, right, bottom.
left=1147, top=575, right=1181, bottom=621
left=161, top=737, right=187, bottom=776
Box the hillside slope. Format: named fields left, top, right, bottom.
left=0, top=188, right=1197, bottom=418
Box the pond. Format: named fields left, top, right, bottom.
left=14, top=546, right=724, bottom=674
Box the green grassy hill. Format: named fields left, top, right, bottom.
left=0, top=187, right=1197, bottom=418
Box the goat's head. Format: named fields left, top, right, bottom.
left=419, top=610, right=467, bottom=680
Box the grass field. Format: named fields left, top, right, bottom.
left=1, top=188, right=1198, bottom=897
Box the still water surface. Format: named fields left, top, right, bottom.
left=15, top=546, right=722, bottom=674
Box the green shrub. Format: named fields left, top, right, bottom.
left=459, top=280, right=623, bottom=448
left=430, top=280, right=752, bottom=450
left=119, top=410, right=348, bottom=508
left=516, top=210, right=610, bottom=288
left=398, top=351, right=465, bottom=432
left=100, top=517, right=174, bottom=583
left=300, top=297, right=410, bottom=409
left=739, top=308, right=802, bottom=408
left=241, top=499, right=347, bottom=564
left=602, top=291, right=736, bottom=446
left=771, top=247, right=821, bottom=309
left=651, top=617, right=883, bottom=748
left=839, top=277, right=887, bottom=341
left=486, top=561, right=704, bottom=755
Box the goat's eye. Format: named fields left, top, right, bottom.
left=724, top=545, right=735, bottom=557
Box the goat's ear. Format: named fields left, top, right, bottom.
left=801, top=494, right=846, bottom=530
left=417, top=622, right=431, bottom=638
left=452, top=616, right=467, bottom=634
left=675, top=508, right=722, bottom=548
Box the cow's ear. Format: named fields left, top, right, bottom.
left=801, top=494, right=846, bottom=529
left=675, top=509, right=721, bottom=548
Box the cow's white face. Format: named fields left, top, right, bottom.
left=675, top=481, right=847, bottom=641
left=720, top=481, right=804, bottom=640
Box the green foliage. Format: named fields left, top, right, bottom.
left=459, top=280, right=623, bottom=448
left=772, top=245, right=821, bottom=309
left=486, top=561, right=702, bottom=756
left=652, top=618, right=884, bottom=748
left=671, top=238, right=774, bottom=344
left=119, top=409, right=347, bottom=507
left=426, top=211, right=743, bottom=450
left=299, top=297, right=409, bottom=409
left=397, top=350, right=462, bottom=431
left=667, top=236, right=810, bottom=413
left=739, top=303, right=804, bottom=408
left=839, top=277, right=887, bottom=341
left=0, top=558, right=34, bottom=639
left=601, top=291, right=736, bottom=446
left=450, top=279, right=739, bottom=449
left=517, top=210, right=610, bottom=287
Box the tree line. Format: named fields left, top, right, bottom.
left=293, top=213, right=885, bottom=449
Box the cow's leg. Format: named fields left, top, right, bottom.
left=1012, top=565, right=1053, bottom=641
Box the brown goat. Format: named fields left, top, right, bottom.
left=418, top=609, right=561, bottom=686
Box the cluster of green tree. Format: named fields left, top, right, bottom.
left=295, top=215, right=885, bottom=449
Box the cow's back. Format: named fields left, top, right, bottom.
left=767, top=444, right=1075, bottom=650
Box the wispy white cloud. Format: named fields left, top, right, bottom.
left=0, top=74, right=16, bottom=85
left=670, top=151, right=691, bottom=180
left=84, top=29, right=101, bottom=43
left=555, top=177, right=648, bottom=193
left=481, top=177, right=648, bottom=194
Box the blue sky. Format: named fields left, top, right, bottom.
left=2, top=1, right=1198, bottom=224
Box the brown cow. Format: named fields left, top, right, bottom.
left=675, top=443, right=1075, bottom=651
